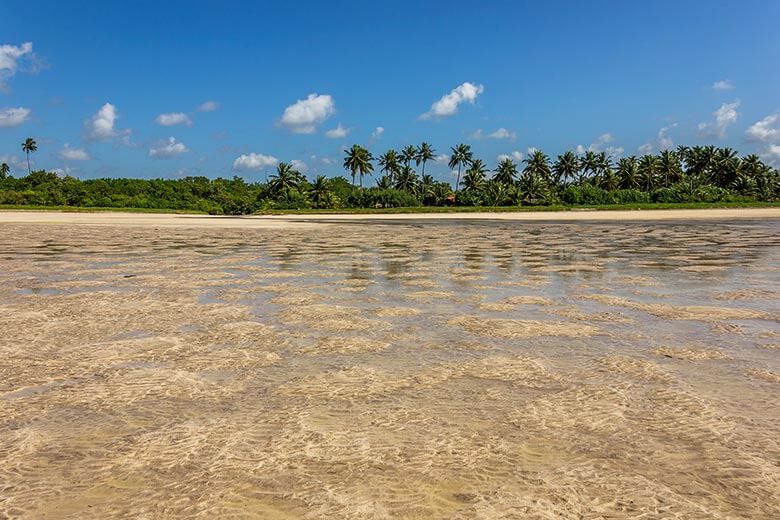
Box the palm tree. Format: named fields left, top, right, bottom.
left=553, top=150, right=579, bottom=185
left=580, top=150, right=598, bottom=183
left=658, top=150, right=683, bottom=187
left=400, top=145, right=417, bottom=169
left=22, top=138, right=37, bottom=175
left=617, top=156, right=640, bottom=189
left=269, top=162, right=303, bottom=194
left=462, top=159, right=487, bottom=192
left=523, top=150, right=552, bottom=181
left=394, top=165, right=418, bottom=192
left=638, top=154, right=659, bottom=192
left=378, top=150, right=400, bottom=182
left=343, top=144, right=374, bottom=187
left=417, top=173, right=436, bottom=203
left=493, top=158, right=518, bottom=187
left=415, top=142, right=435, bottom=177
left=0, top=162, right=9, bottom=179
left=448, top=143, right=473, bottom=196
left=309, top=175, right=332, bottom=207
left=376, top=175, right=393, bottom=189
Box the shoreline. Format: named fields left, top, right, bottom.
left=0, top=207, right=779, bottom=228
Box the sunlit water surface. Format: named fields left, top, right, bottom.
left=0, top=220, right=778, bottom=518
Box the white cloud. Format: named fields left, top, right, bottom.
left=698, top=100, right=740, bottom=139
left=291, top=159, right=308, bottom=173
left=0, top=42, right=33, bottom=88
left=471, top=127, right=517, bottom=140
left=58, top=144, right=90, bottom=161
left=325, top=122, right=349, bottom=138
left=0, top=106, right=31, bottom=127
left=712, top=80, right=735, bottom=91
left=371, top=126, right=384, bottom=140
left=196, top=100, right=219, bottom=112
left=420, top=82, right=484, bottom=119
left=279, top=93, right=335, bottom=133
left=232, top=152, right=278, bottom=171
left=155, top=112, right=193, bottom=127
left=50, top=166, right=78, bottom=177
left=746, top=114, right=780, bottom=143
left=763, top=144, right=780, bottom=167
left=497, top=150, right=524, bottom=163
left=149, top=137, right=189, bottom=159
left=434, top=153, right=450, bottom=163
left=577, top=133, right=623, bottom=157
left=0, top=153, right=24, bottom=169
left=639, top=124, right=677, bottom=154
left=86, top=103, right=131, bottom=142
left=637, top=143, right=654, bottom=155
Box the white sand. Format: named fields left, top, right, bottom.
left=0, top=207, right=778, bottom=228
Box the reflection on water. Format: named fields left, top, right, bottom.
left=0, top=220, right=779, bottom=519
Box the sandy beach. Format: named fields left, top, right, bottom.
left=0, top=207, right=779, bottom=228
left=1, top=213, right=778, bottom=518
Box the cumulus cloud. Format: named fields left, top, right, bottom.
left=576, top=133, right=624, bottom=157
left=472, top=127, right=516, bottom=140
left=196, top=100, right=219, bottom=112
left=58, top=144, right=90, bottom=161
left=0, top=153, right=24, bottom=170
left=232, top=153, right=278, bottom=171
left=0, top=42, right=33, bottom=88
left=149, top=137, right=189, bottom=159
left=434, top=153, right=450, bottom=163
left=638, top=124, right=677, bottom=154
left=763, top=144, right=780, bottom=167
left=85, top=103, right=131, bottom=142
left=745, top=114, right=780, bottom=143
left=712, top=80, right=735, bottom=91
left=497, top=150, right=524, bottom=163
left=698, top=100, right=740, bottom=139
left=291, top=159, right=308, bottom=173
left=155, top=112, right=192, bottom=127
left=420, top=82, right=484, bottom=119
left=279, top=93, right=335, bottom=133
left=325, top=122, right=349, bottom=138
left=371, top=126, right=384, bottom=140
left=0, top=106, right=31, bottom=127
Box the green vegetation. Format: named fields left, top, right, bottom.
left=1, top=139, right=777, bottom=215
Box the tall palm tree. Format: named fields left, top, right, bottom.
left=658, top=150, right=683, bottom=187
left=580, top=150, right=598, bottom=182
left=493, top=158, right=518, bottom=187
left=376, top=175, right=393, bottom=189
left=378, top=149, right=400, bottom=181
left=638, top=154, right=660, bottom=192
left=400, top=145, right=417, bottom=169
left=523, top=150, right=552, bottom=182
left=309, top=175, right=332, bottom=207
left=447, top=143, right=473, bottom=196
left=0, top=162, right=9, bottom=179
left=394, top=165, right=418, bottom=192
left=415, top=142, right=435, bottom=177
left=22, top=138, right=37, bottom=175
left=417, top=173, right=436, bottom=203
left=343, top=144, right=374, bottom=187
left=463, top=159, right=487, bottom=192
left=616, top=156, right=640, bottom=189
left=269, top=162, right=303, bottom=193
left=553, top=150, right=579, bottom=185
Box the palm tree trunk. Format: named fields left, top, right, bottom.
left=26, top=151, right=30, bottom=175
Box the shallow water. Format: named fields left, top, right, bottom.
left=0, top=220, right=778, bottom=519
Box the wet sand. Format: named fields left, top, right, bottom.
left=0, top=215, right=779, bottom=518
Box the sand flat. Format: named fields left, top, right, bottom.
left=0, top=217, right=778, bottom=519
left=0, top=206, right=779, bottom=228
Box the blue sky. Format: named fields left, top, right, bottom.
left=1, top=0, right=779, bottom=181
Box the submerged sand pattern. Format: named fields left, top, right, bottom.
left=0, top=219, right=779, bottom=519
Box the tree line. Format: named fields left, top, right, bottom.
left=1, top=138, right=777, bottom=214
